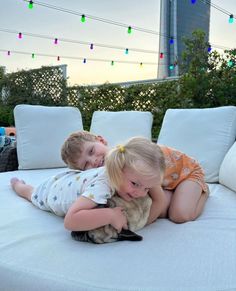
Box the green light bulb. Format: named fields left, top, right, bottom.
left=81, top=14, right=86, bottom=23
left=127, top=26, right=132, bottom=34
left=229, top=14, right=234, bottom=23
left=28, top=1, right=33, bottom=9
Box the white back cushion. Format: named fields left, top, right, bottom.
left=14, top=105, right=83, bottom=169
left=219, top=142, right=236, bottom=192
left=90, top=111, right=153, bottom=146
left=158, top=106, right=236, bottom=183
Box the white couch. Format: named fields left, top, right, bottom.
left=0, top=105, right=236, bottom=291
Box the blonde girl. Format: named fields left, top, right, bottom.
left=105, top=137, right=209, bottom=224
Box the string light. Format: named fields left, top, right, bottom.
left=125, top=48, right=129, bottom=54
left=127, top=26, right=132, bottom=34
left=21, top=0, right=167, bottom=37
left=28, top=1, right=33, bottom=9
left=21, top=0, right=235, bottom=42
left=160, top=52, right=164, bottom=59
left=18, top=32, right=22, bottom=39
left=0, top=28, right=167, bottom=55
left=31, top=53, right=35, bottom=58
left=207, top=44, right=212, bottom=52
left=229, top=14, right=234, bottom=23
left=54, top=38, right=58, bottom=44
left=7, top=50, right=10, bottom=56
left=90, top=43, right=94, bottom=50
left=81, top=14, right=86, bottom=23
left=0, top=48, right=167, bottom=66
left=111, top=60, right=114, bottom=66
left=83, top=58, right=86, bottom=63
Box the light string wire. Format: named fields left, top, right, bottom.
left=0, top=28, right=158, bottom=55
left=0, top=48, right=160, bottom=65
left=0, top=27, right=234, bottom=60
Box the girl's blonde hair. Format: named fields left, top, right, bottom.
left=61, top=131, right=97, bottom=169
left=105, top=137, right=165, bottom=191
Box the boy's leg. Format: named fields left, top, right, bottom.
left=168, top=180, right=208, bottom=223
left=11, top=177, right=33, bottom=202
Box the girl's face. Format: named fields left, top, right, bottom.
left=116, top=166, right=158, bottom=202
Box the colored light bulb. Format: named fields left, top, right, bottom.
left=140, top=62, right=143, bottom=67
left=81, top=14, right=86, bottom=23
left=169, top=64, right=174, bottom=70
left=7, top=50, right=10, bottom=56
left=54, top=38, right=58, bottom=45
left=111, top=61, right=114, bottom=66
left=28, top=1, right=33, bottom=9
left=31, top=53, right=35, bottom=59
left=191, top=0, right=197, bottom=4
left=18, top=32, right=22, bottom=39
left=229, top=14, right=234, bottom=23
left=83, top=58, right=86, bottom=63
left=57, top=56, right=60, bottom=61
left=160, top=52, right=164, bottom=59
left=127, top=26, right=132, bottom=34
left=169, top=37, right=174, bottom=44
left=125, top=48, right=129, bottom=54
left=207, top=45, right=212, bottom=52
left=90, top=43, right=94, bottom=50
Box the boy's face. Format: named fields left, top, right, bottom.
left=76, top=137, right=109, bottom=170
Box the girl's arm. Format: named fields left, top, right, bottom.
left=64, top=196, right=128, bottom=232
left=146, top=185, right=168, bottom=225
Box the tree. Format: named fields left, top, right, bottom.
left=179, top=29, right=236, bottom=107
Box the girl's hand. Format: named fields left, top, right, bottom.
left=110, top=207, right=128, bottom=232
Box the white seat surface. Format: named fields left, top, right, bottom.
left=0, top=169, right=236, bottom=291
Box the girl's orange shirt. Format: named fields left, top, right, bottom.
left=160, top=145, right=208, bottom=194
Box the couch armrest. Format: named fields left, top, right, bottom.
left=0, top=146, right=18, bottom=172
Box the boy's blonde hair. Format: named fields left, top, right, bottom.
left=61, top=131, right=97, bottom=169
left=105, top=137, right=165, bottom=191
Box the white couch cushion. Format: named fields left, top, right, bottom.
left=90, top=111, right=153, bottom=146
left=14, top=105, right=83, bottom=169
left=219, top=142, right=236, bottom=192
left=158, top=106, right=236, bottom=183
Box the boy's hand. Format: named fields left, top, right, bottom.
left=110, top=207, right=128, bottom=232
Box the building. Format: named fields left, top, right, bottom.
left=157, top=0, right=211, bottom=78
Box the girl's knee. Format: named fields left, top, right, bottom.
left=168, top=208, right=196, bottom=223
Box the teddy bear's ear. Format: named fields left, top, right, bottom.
left=117, top=229, right=143, bottom=241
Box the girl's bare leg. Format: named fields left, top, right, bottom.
left=168, top=180, right=208, bottom=223
left=10, top=177, right=33, bottom=202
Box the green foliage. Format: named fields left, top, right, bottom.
left=0, top=66, right=67, bottom=107
left=179, top=30, right=236, bottom=107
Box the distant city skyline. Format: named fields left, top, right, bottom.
left=0, top=0, right=236, bottom=85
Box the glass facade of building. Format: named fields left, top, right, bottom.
left=158, top=0, right=211, bottom=78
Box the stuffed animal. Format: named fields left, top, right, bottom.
left=71, top=193, right=152, bottom=244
